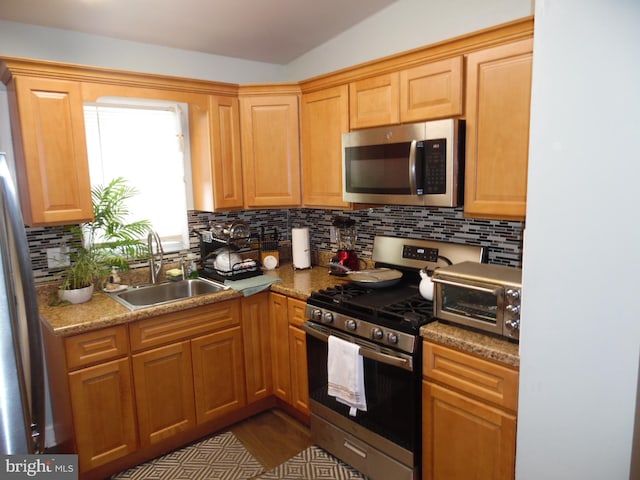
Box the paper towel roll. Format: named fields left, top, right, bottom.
left=292, top=227, right=311, bottom=269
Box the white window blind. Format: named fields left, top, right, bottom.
left=84, top=100, right=192, bottom=252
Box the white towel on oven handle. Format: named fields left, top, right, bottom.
left=327, top=335, right=367, bottom=416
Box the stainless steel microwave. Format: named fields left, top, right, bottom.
left=432, top=261, right=522, bottom=341
left=342, top=119, right=464, bottom=207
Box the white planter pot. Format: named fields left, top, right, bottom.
left=58, top=284, right=94, bottom=304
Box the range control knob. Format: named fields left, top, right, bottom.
left=387, top=332, right=399, bottom=345
left=506, top=318, right=521, bottom=330
left=506, top=304, right=521, bottom=315
left=345, top=319, right=357, bottom=331
left=372, top=328, right=384, bottom=340
left=311, top=309, right=323, bottom=322
left=322, top=312, right=334, bottom=324
left=506, top=289, right=521, bottom=300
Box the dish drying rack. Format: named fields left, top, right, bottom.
left=197, top=226, right=261, bottom=282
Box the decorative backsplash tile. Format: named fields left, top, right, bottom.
left=27, top=206, right=523, bottom=283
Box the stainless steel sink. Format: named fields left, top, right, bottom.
left=108, top=278, right=229, bottom=310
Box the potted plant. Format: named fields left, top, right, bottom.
left=57, top=177, right=151, bottom=304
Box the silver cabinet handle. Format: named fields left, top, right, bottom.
left=343, top=439, right=367, bottom=458
left=432, top=277, right=501, bottom=295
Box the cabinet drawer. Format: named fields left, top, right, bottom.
left=130, top=300, right=241, bottom=352
left=287, top=297, right=307, bottom=328
left=65, top=325, right=129, bottom=370
left=423, top=341, right=519, bottom=411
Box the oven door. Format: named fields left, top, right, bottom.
left=303, top=321, right=420, bottom=462
left=433, top=277, right=506, bottom=336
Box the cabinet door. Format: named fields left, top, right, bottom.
left=349, top=73, right=400, bottom=129
left=301, top=85, right=351, bottom=208
left=269, top=293, right=291, bottom=401
left=240, top=95, right=301, bottom=207
left=132, top=341, right=196, bottom=447
left=464, top=38, right=533, bottom=220
left=288, top=326, right=310, bottom=415
left=241, top=293, right=273, bottom=403
left=423, top=381, right=517, bottom=480
left=192, top=326, right=246, bottom=423
left=68, top=358, right=137, bottom=472
left=210, top=95, right=244, bottom=209
left=191, top=95, right=244, bottom=211
left=8, top=76, right=93, bottom=226
left=287, top=297, right=309, bottom=415
left=400, top=56, right=463, bottom=122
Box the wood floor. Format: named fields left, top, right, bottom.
left=230, top=409, right=313, bottom=470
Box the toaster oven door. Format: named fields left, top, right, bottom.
left=433, top=278, right=506, bottom=336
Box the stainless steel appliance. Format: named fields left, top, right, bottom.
left=342, top=119, right=464, bottom=207
left=303, top=236, right=484, bottom=480
left=432, top=261, right=522, bottom=341
left=0, top=153, right=46, bottom=453
left=329, top=215, right=360, bottom=275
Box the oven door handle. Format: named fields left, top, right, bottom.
left=432, top=277, right=501, bottom=295
left=302, top=322, right=413, bottom=371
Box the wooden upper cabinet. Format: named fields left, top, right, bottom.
left=301, top=85, right=350, bottom=208
left=464, top=38, right=533, bottom=220
left=349, top=73, right=400, bottom=129
left=240, top=93, right=301, bottom=207
left=191, top=95, right=244, bottom=211
left=6, top=76, right=93, bottom=226
left=209, top=95, right=244, bottom=209
left=400, top=56, right=463, bottom=122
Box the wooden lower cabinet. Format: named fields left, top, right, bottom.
left=192, top=326, right=246, bottom=422
left=241, top=293, right=273, bottom=403
left=422, top=381, right=517, bottom=480
left=422, top=341, right=518, bottom=480
left=132, top=341, right=196, bottom=447
left=270, top=292, right=292, bottom=402
left=67, top=358, right=137, bottom=472
left=269, top=292, right=310, bottom=418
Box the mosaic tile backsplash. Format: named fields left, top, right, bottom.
left=28, top=206, right=524, bottom=284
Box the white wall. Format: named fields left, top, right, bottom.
left=0, top=1, right=534, bottom=85
left=517, top=1, right=640, bottom=479
left=0, top=20, right=285, bottom=84
left=285, top=0, right=533, bottom=80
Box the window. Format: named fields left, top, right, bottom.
left=84, top=99, right=193, bottom=252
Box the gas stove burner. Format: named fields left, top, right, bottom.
left=382, top=296, right=433, bottom=316
left=313, top=284, right=371, bottom=304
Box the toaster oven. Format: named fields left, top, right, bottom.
left=432, top=262, right=522, bottom=341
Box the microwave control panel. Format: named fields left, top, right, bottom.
left=424, top=139, right=447, bottom=195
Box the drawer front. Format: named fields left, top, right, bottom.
left=423, top=341, right=519, bottom=411
left=130, top=300, right=241, bottom=352
left=287, top=297, right=307, bottom=328
left=65, top=325, right=129, bottom=370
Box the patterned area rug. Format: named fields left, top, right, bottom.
left=113, top=431, right=264, bottom=480
left=255, top=445, right=367, bottom=480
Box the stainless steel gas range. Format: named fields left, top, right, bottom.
left=302, top=236, right=485, bottom=480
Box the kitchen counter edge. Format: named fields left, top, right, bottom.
left=420, top=321, right=520, bottom=368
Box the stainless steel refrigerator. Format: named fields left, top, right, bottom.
left=0, top=152, right=45, bottom=454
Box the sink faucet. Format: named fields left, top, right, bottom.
left=147, top=231, right=164, bottom=284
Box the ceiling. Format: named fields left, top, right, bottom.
left=0, top=0, right=398, bottom=64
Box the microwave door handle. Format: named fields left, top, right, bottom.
left=433, top=278, right=501, bottom=295
left=408, top=140, right=418, bottom=194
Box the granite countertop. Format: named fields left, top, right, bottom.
left=420, top=321, right=520, bottom=367
left=39, top=261, right=519, bottom=368
left=38, top=263, right=346, bottom=337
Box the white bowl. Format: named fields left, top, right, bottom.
left=214, top=252, right=243, bottom=272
